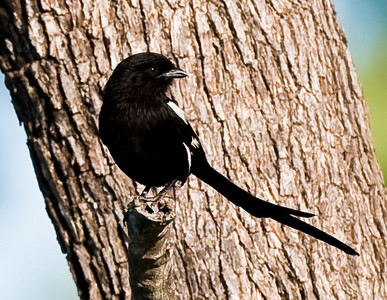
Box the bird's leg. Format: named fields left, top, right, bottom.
left=139, top=180, right=177, bottom=202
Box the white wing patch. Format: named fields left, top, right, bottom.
left=167, top=101, right=188, bottom=124
left=183, top=143, right=191, bottom=173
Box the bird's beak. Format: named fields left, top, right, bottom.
left=158, top=68, right=188, bottom=79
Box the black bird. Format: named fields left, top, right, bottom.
left=99, top=52, right=358, bottom=256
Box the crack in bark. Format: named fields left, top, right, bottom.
left=138, top=0, right=150, bottom=52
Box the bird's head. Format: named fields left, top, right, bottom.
left=104, top=52, right=187, bottom=101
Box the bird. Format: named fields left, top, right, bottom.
left=98, top=52, right=358, bottom=256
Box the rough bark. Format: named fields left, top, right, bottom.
left=0, top=0, right=386, bottom=299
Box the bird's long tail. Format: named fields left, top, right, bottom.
left=192, top=162, right=358, bottom=256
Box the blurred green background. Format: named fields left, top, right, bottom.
left=0, top=1, right=385, bottom=299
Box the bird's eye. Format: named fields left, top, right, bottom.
left=149, top=66, right=157, bottom=73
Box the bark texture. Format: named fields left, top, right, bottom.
left=0, top=0, right=386, bottom=299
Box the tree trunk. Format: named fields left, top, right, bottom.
left=0, top=0, right=386, bottom=299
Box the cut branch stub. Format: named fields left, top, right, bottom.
left=125, top=195, right=175, bottom=300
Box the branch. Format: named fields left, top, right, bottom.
left=125, top=195, right=175, bottom=300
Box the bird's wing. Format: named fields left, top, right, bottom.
left=166, top=100, right=206, bottom=154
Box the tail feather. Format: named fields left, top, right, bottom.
left=271, top=214, right=359, bottom=255
left=192, top=162, right=358, bottom=256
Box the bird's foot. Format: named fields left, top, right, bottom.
left=139, top=180, right=177, bottom=202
